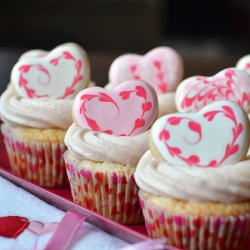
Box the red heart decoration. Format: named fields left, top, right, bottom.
left=94, top=172, right=104, bottom=185
left=109, top=47, right=183, bottom=94
left=0, top=216, right=29, bottom=238
left=84, top=196, right=93, bottom=210
left=105, top=184, right=113, bottom=195
left=117, top=191, right=125, bottom=202
left=123, top=202, right=140, bottom=218
left=130, top=190, right=137, bottom=199
left=111, top=172, right=122, bottom=185
left=122, top=176, right=128, bottom=184
left=73, top=80, right=158, bottom=136
left=11, top=43, right=90, bottom=99
left=84, top=183, right=88, bottom=192
left=111, top=206, right=120, bottom=216
left=94, top=183, right=99, bottom=193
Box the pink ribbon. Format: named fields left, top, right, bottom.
left=44, top=211, right=85, bottom=250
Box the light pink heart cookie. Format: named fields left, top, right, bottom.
left=175, top=67, right=250, bottom=113
left=73, top=80, right=159, bottom=136
left=108, top=47, right=183, bottom=94
left=11, top=42, right=90, bottom=99
left=150, top=100, right=250, bottom=167
left=236, top=54, right=250, bottom=76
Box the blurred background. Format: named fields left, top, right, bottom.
left=0, top=0, right=250, bottom=93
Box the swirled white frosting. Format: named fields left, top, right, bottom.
left=134, top=150, right=250, bottom=203
left=64, top=123, right=150, bottom=166
left=0, top=86, right=73, bottom=129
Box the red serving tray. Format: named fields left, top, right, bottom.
left=0, top=133, right=149, bottom=244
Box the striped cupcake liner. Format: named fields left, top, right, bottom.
left=1, top=123, right=69, bottom=188
left=139, top=190, right=250, bottom=250
left=64, top=150, right=144, bottom=224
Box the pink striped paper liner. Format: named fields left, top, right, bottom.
left=64, top=150, right=144, bottom=224
left=139, top=190, right=250, bottom=250
left=1, top=123, right=69, bottom=187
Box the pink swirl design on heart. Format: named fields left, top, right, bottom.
left=130, top=61, right=167, bottom=93
left=78, top=85, right=152, bottom=136
left=159, top=105, right=242, bottom=167
left=177, top=68, right=250, bottom=112
left=17, top=51, right=83, bottom=99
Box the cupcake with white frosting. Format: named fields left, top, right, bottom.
left=135, top=100, right=250, bottom=249
left=0, top=42, right=90, bottom=187
left=63, top=79, right=159, bottom=224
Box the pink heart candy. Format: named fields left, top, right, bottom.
left=175, top=67, right=250, bottom=112
left=151, top=100, right=250, bottom=167
left=11, top=43, right=90, bottom=99
left=109, top=47, right=183, bottom=94
left=73, top=80, right=159, bottom=136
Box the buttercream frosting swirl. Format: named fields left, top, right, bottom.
left=0, top=86, right=73, bottom=129
left=64, top=123, right=150, bottom=166
left=135, top=150, right=250, bottom=203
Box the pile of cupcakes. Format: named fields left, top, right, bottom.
left=1, top=42, right=250, bottom=249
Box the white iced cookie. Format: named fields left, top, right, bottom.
left=150, top=100, right=250, bottom=167
left=236, top=54, right=250, bottom=76
left=11, top=42, right=90, bottom=99
left=175, top=68, right=250, bottom=113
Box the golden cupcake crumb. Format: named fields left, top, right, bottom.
left=12, top=126, right=66, bottom=143
left=65, top=150, right=136, bottom=174
left=143, top=192, right=250, bottom=217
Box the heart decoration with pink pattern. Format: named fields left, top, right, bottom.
left=150, top=100, right=250, bottom=167
left=175, top=67, right=250, bottom=113
left=11, top=43, right=90, bottom=99
left=73, top=80, right=159, bottom=136
left=108, top=47, right=183, bottom=95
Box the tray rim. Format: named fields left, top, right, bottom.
left=0, top=165, right=150, bottom=244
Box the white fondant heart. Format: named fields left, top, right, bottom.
left=151, top=100, right=250, bottom=167
left=236, top=54, right=250, bottom=76
left=109, top=47, right=183, bottom=94
left=175, top=68, right=250, bottom=113
left=11, top=43, right=90, bottom=99
left=73, top=80, right=159, bottom=136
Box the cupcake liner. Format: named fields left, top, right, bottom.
left=1, top=123, right=69, bottom=188
left=64, top=156, right=144, bottom=224
left=139, top=190, right=250, bottom=250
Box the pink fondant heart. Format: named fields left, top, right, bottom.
left=109, top=47, right=183, bottom=94
left=175, top=67, right=250, bottom=112
left=151, top=100, right=250, bottom=167
left=11, top=43, right=90, bottom=99
left=73, top=80, right=159, bottom=136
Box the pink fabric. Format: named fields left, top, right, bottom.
left=44, top=211, right=85, bottom=250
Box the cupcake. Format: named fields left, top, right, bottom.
left=135, top=100, right=250, bottom=249
left=106, top=46, right=183, bottom=118
left=0, top=42, right=91, bottom=187
left=63, top=79, right=159, bottom=224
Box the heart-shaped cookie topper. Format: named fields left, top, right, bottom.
left=73, top=80, right=159, bottom=136
left=236, top=54, right=250, bottom=76
left=18, top=49, right=48, bottom=61
left=150, top=100, right=250, bottom=167
left=11, top=42, right=90, bottom=99
left=108, top=47, right=183, bottom=95
left=175, top=67, right=250, bottom=113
